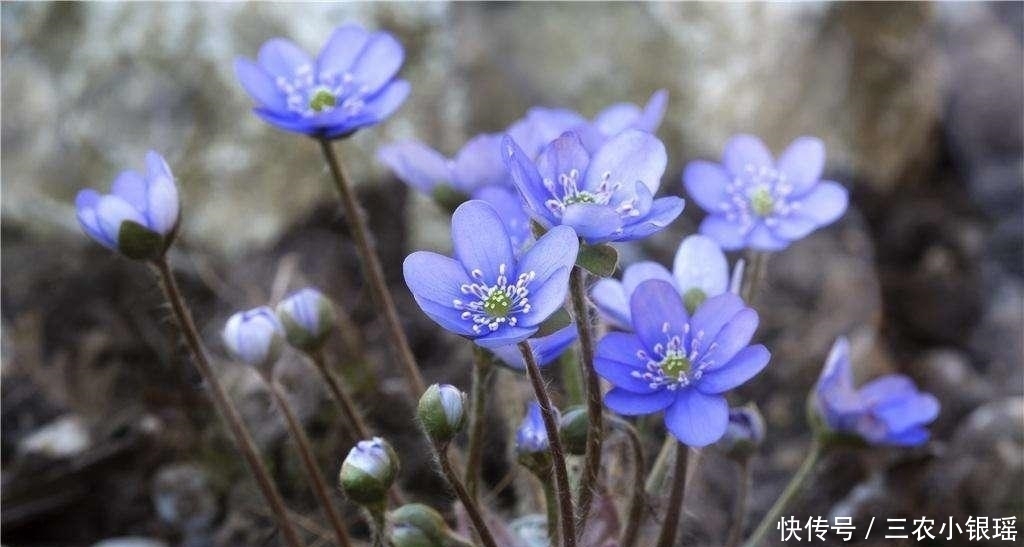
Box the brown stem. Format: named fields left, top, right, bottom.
left=317, top=138, right=426, bottom=399
left=433, top=442, right=500, bottom=547
left=655, top=441, right=689, bottom=547
left=725, top=458, right=751, bottom=547
left=152, top=257, right=304, bottom=547
left=569, top=266, right=603, bottom=534
left=518, top=342, right=577, bottom=547
left=464, top=346, right=492, bottom=501
left=310, top=350, right=372, bottom=442
left=265, top=377, right=352, bottom=547
left=608, top=416, right=646, bottom=547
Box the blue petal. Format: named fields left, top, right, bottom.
left=316, top=24, right=370, bottom=78
left=350, top=31, right=405, bottom=94
left=518, top=225, right=579, bottom=283
left=562, top=203, right=622, bottom=243
left=472, top=186, right=532, bottom=251
left=721, top=134, right=773, bottom=179
left=699, top=214, right=747, bottom=250
left=672, top=234, right=729, bottom=296
left=403, top=251, right=470, bottom=307
left=257, top=38, right=313, bottom=79
left=536, top=132, right=590, bottom=194
left=377, top=140, right=451, bottom=194
left=790, top=181, right=848, bottom=226
left=872, top=392, right=939, bottom=433
left=110, top=170, right=148, bottom=212
left=452, top=133, right=507, bottom=193
left=689, top=293, right=747, bottom=347
left=683, top=160, right=731, bottom=213
left=584, top=129, right=666, bottom=196
left=145, top=168, right=179, bottom=235
left=664, top=389, right=729, bottom=447
left=491, top=324, right=577, bottom=370
left=362, top=79, right=410, bottom=123
left=508, top=107, right=588, bottom=158
left=590, top=278, right=631, bottom=330
left=234, top=58, right=287, bottom=111
left=616, top=196, right=684, bottom=241
left=96, top=195, right=146, bottom=248
left=604, top=387, right=676, bottom=416
left=881, top=426, right=930, bottom=447
left=629, top=279, right=689, bottom=353
left=623, top=261, right=676, bottom=295
left=636, top=89, right=668, bottom=133
left=769, top=215, right=819, bottom=241
left=816, top=337, right=863, bottom=426
left=592, top=102, right=642, bottom=137
left=858, top=375, right=916, bottom=406
left=75, top=189, right=115, bottom=249
left=503, top=135, right=559, bottom=227
left=696, top=345, right=770, bottom=394
left=776, top=136, right=825, bottom=196
left=699, top=309, right=759, bottom=369
left=451, top=200, right=515, bottom=282
left=594, top=333, right=657, bottom=393
left=745, top=223, right=790, bottom=251
left=518, top=265, right=571, bottom=328
left=412, top=296, right=476, bottom=337
left=252, top=107, right=319, bottom=135
left=474, top=326, right=539, bottom=349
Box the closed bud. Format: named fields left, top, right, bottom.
left=339, top=437, right=398, bottom=507
left=417, top=384, right=467, bottom=444
left=516, top=402, right=552, bottom=475
left=222, top=307, right=285, bottom=372
left=718, top=404, right=766, bottom=460
left=558, top=405, right=588, bottom=456
left=275, top=287, right=336, bottom=353
left=389, top=504, right=465, bottom=547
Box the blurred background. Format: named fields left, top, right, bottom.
left=2, top=2, right=1022, bottom=546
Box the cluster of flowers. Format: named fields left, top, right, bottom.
left=75, top=22, right=939, bottom=547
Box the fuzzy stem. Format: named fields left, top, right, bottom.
left=725, top=458, right=752, bottom=547
left=560, top=346, right=584, bottom=406
left=317, top=138, right=426, bottom=399
left=152, top=258, right=304, bottom=547
left=741, top=251, right=769, bottom=305
left=743, top=440, right=822, bottom=547
left=607, top=416, right=646, bottom=547
left=543, top=476, right=561, bottom=547
left=518, top=341, right=577, bottom=547
left=465, top=346, right=493, bottom=501
left=645, top=435, right=675, bottom=494
left=265, top=377, right=352, bottom=547
left=367, top=504, right=387, bottom=547
left=310, top=350, right=372, bottom=443
left=569, top=266, right=603, bottom=534
left=654, top=441, right=689, bottom=547
left=432, top=442, right=500, bottom=547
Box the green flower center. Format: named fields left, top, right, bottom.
left=750, top=187, right=774, bottom=217
left=563, top=191, right=598, bottom=205
left=483, top=291, right=512, bottom=318
left=309, top=89, right=337, bottom=112
left=683, top=288, right=707, bottom=315
left=660, top=354, right=692, bottom=379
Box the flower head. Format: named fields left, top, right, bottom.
left=275, top=287, right=336, bottom=353
left=504, top=130, right=684, bottom=244
left=378, top=133, right=506, bottom=199
left=488, top=324, right=578, bottom=371
left=235, top=23, right=410, bottom=139
left=718, top=404, right=766, bottom=459
left=222, top=306, right=285, bottom=370
left=339, top=437, right=399, bottom=506
left=595, top=280, right=770, bottom=447
left=515, top=402, right=550, bottom=455
left=417, top=384, right=467, bottom=444
left=592, top=234, right=740, bottom=329
left=684, top=135, right=848, bottom=251
left=403, top=200, right=578, bottom=348
left=814, top=337, right=939, bottom=446
left=75, top=151, right=180, bottom=260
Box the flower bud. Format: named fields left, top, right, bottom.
left=558, top=405, right=588, bottom=456
left=339, top=437, right=398, bottom=507
left=222, top=307, right=285, bottom=372
left=275, top=287, right=337, bottom=353
left=717, top=404, right=766, bottom=460
left=417, top=384, right=467, bottom=444
left=516, top=402, right=552, bottom=475
left=389, top=504, right=458, bottom=547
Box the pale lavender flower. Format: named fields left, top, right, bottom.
left=223, top=306, right=285, bottom=370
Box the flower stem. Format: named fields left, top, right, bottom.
left=741, top=251, right=769, bottom=305
left=465, top=346, right=493, bottom=501
left=151, top=257, right=304, bottom=547
left=543, top=476, right=561, bottom=547
left=264, top=376, right=352, bottom=547
left=569, top=266, right=603, bottom=534
left=607, top=416, right=646, bottom=547
left=431, top=442, right=500, bottom=547
left=742, top=440, right=822, bottom=547
left=725, top=458, right=752, bottom=547
left=317, top=138, right=426, bottom=400
left=645, top=436, right=676, bottom=495
left=310, top=350, right=372, bottom=443
left=366, top=504, right=387, bottom=547
left=518, top=341, right=577, bottom=547
left=655, top=441, right=689, bottom=547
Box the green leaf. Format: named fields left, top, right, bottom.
left=530, top=219, right=548, bottom=240
left=117, top=220, right=165, bottom=261
left=536, top=306, right=571, bottom=337
left=576, top=243, right=618, bottom=277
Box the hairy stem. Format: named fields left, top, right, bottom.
left=310, top=350, right=372, bottom=442
left=743, top=441, right=822, bottom=547
left=465, top=346, right=493, bottom=501
left=725, top=458, right=751, bottom=547
left=265, top=377, right=352, bottom=547
left=569, top=266, right=603, bottom=534
left=655, top=441, right=689, bottom=547
left=645, top=436, right=676, bottom=495
left=152, top=258, right=304, bottom=547
left=367, top=504, right=387, bottom=547
left=432, top=442, right=500, bottom=547
left=518, top=341, right=577, bottom=547
left=741, top=250, right=769, bottom=305
left=317, top=138, right=426, bottom=399
left=607, top=416, right=646, bottom=547
left=543, top=476, right=561, bottom=547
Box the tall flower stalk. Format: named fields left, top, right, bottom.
left=654, top=442, right=689, bottom=547
left=607, top=415, right=646, bottom=547
left=742, top=441, right=821, bottom=547
left=464, top=346, right=493, bottom=501
left=569, top=265, right=603, bottom=533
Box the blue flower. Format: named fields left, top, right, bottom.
left=223, top=306, right=285, bottom=370
left=504, top=130, right=684, bottom=244
left=403, top=200, right=578, bottom=348
left=515, top=402, right=550, bottom=454
left=591, top=234, right=738, bottom=329
left=684, top=135, right=848, bottom=251
left=815, top=337, right=939, bottom=446
left=75, top=151, right=180, bottom=260
left=235, top=23, right=410, bottom=139
left=275, top=287, right=336, bottom=352
left=595, top=280, right=770, bottom=447
left=378, top=133, right=506, bottom=198
left=489, top=324, right=578, bottom=371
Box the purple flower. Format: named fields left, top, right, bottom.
left=403, top=200, right=578, bottom=348
left=223, top=306, right=285, bottom=370
left=75, top=151, right=180, bottom=260
left=471, top=185, right=533, bottom=252
left=815, top=337, right=939, bottom=446
left=515, top=402, right=550, bottom=454
left=235, top=23, right=410, bottom=139
left=591, top=234, right=738, bottom=329
left=489, top=324, right=578, bottom=371
left=684, top=135, right=848, bottom=251
left=595, top=280, right=770, bottom=447
left=378, top=133, right=505, bottom=198
left=275, top=287, right=336, bottom=352
left=504, top=130, right=684, bottom=244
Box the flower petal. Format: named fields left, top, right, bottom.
left=683, top=160, right=731, bottom=213
left=517, top=266, right=571, bottom=328
left=503, top=135, right=559, bottom=227
left=472, top=185, right=532, bottom=251
left=316, top=24, right=370, bottom=77
left=257, top=38, right=313, bottom=79
left=377, top=140, right=452, bottom=194
left=350, top=31, right=404, bottom=94
left=623, top=261, right=675, bottom=295
left=604, top=387, right=677, bottom=416
left=362, top=79, right=410, bottom=123
left=791, top=180, right=848, bottom=227
left=872, top=392, right=940, bottom=433
left=474, top=326, right=539, bottom=349
left=664, top=389, right=729, bottom=447
left=882, top=426, right=930, bottom=447
left=816, top=337, right=863, bottom=426
left=412, top=296, right=476, bottom=337
left=536, top=132, right=590, bottom=193
left=403, top=251, right=470, bottom=307
left=234, top=58, right=287, bottom=111
left=722, top=134, right=773, bottom=178
left=697, top=345, right=770, bottom=394
left=858, top=375, right=916, bottom=406
left=110, top=170, right=148, bottom=212
left=629, top=279, right=689, bottom=353
left=76, top=189, right=115, bottom=249
left=672, top=234, right=729, bottom=296
left=689, top=292, right=747, bottom=346
left=451, top=200, right=515, bottom=282
left=96, top=195, right=146, bottom=247
left=562, top=203, right=622, bottom=243
left=636, top=89, right=669, bottom=134
left=616, top=196, right=685, bottom=242
left=698, top=215, right=746, bottom=250
left=518, top=225, right=579, bottom=283
left=595, top=332, right=656, bottom=393
left=584, top=129, right=667, bottom=195
left=745, top=223, right=790, bottom=251
left=699, top=308, right=759, bottom=368
left=491, top=324, right=577, bottom=370
left=592, top=103, right=642, bottom=137
left=591, top=278, right=631, bottom=330
left=776, top=136, right=825, bottom=195
left=452, top=133, right=507, bottom=193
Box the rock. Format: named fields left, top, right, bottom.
left=152, top=463, right=218, bottom=545
left=18, top=415, right=91, bottom=459
left=916, top=348, right=994, bottom=428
